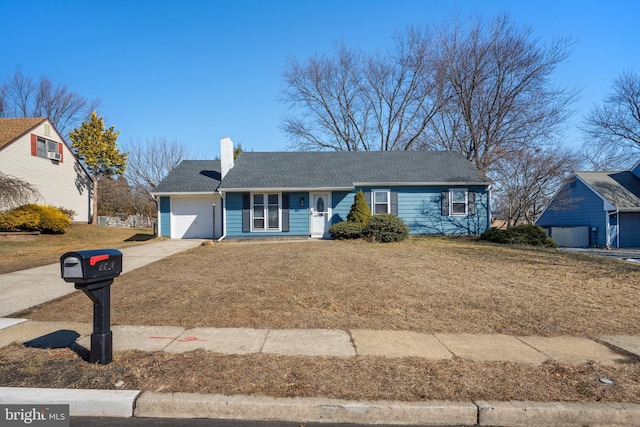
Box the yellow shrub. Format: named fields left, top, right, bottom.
left=0, top=204, right=70, bottom=233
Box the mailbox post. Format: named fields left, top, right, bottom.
left=60, top=249, right=122, bottom=365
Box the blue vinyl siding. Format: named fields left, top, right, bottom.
left=225, top=186, right=490, bottom=238
left=397, top=186, right=489, bottom=235
left=536, top=179, right=607, bottom=246
left=225, top=192, right=310, bottom=238
left=288, top=192, right=310, bottom=235
left=225, top=192, right=244, bottom=236
left=333, top=187, right=490, bottom=235
left=331, top=191, right=351, bottom=224
left=159, top=196, right=171, bottom=237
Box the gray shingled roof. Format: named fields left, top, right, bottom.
left=577, top=171, right=640, bottom=211
left=219, top=151, right=490, bottom=190
left=152, top=160, right=221, bottom=194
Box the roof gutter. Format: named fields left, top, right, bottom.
left=150, top=191, right=218, bottom=197
left=219, top=182, right=491, bottom=192
left=219, top=186, right=355, bottom=192
left=353, top=181, right=492, bottom=187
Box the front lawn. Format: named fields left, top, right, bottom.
left=0, top=224, right=158, bottom=274
left=6, top=237, right=640, bottom=402
left=22, top=237, right=640, bottom=337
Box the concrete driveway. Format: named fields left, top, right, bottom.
left=561, top=247, right=640, bottom=262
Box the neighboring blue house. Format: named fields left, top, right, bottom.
left=153, top=138, right=492, bottom=239
left=536, top=161, right=640, bottom=248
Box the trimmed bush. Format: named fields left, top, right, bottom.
left=0, top=204, right=70, bottom=234
left=329, top=221, right=364, bottom=240
left=362, top=214, right=409, bottom=243
left=346, top=190, right=372, bottom=225
left=480, top=224, right=557, bottom=247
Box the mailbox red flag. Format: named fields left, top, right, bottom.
left=89, top=254, right=109, bottom=266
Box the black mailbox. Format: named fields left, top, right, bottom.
left=61, top=249, right=122, bottom=285
left=60, top=249, right=122, bottom=365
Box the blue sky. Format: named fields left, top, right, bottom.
left=1, top=0, right=638, bottom=159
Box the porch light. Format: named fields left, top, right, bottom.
left=300, top=197, right=305, bottom=207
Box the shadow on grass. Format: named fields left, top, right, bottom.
left=124, top=233, right=156, bottom=242
left=23, top=329, right=90, bottom=362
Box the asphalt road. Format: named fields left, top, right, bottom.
left=70, top=418, right=463, bottom=427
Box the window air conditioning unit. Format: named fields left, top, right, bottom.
left=47, top=152, right=61, bottom=161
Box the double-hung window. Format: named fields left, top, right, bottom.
left=372, top=190, right=390, bottom=214
left=252, top=193, right=280, bottom=231
left=450, top=189, right=468, bottom=215
left=442, top=189, right=476, bottom=216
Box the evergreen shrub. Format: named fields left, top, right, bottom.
left=346, top=190, right=372, bottom=225
left=329, top=221, right=364, bottom=240
left=363, top=214, right=410, bottom=243
left=480, top=224, right=557, bottom=247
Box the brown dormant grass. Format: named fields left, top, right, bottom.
left=22, top=237, right=640, bottom=337
left=6, top=237, right=640, bottom=401
left=0, top=225, right=158, bottom=274
left=2, top=345, right=640, bottom=403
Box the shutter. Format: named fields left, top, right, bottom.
left=468, top=191, right=476, bottom=216
left=31, top=134, right=37, bottom=156
left=441, top=191, right=450, bottom=216
left=242, top=193, right=250, bottom=233
left=282, top=194, right=290, bottom=232
left=390, top=191, right=398, bottom=215
left=58, top=143, right=64, bottom=163
left=364, top=191, right=372, bottom=213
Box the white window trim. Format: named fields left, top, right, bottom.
left=371, top=189, right=391, bottom=215
left=450, top=188, right=468, bottom=216
left=250, top=192, right=281, bottom=232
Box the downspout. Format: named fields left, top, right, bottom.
left=615, top=209, right=620, bottom=248
left=605, top=211, right=611, bottom=248
left=487, top=185, right=492, bottom=230
left=217, top=190, right=226, bottom=241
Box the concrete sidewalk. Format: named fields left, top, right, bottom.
left=2, top=238, right=640, bottom=426
left=1, top=320, right=640, bottom=365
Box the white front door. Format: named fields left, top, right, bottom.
left=310, top=192, right=331, bottom=237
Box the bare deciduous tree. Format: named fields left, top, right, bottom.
left=581, top=70, right=640, bottom=170
left=98, top=175, right=135, bottom=216
left=578, top=138, right=640, bottom=171
left=280, top=13, right=578, bottom=224
left=0, top=172, right=42, bottom=211
left=492, top=146, right=579, bottom=226
left=0, top=71, right=101, bottom=135
left=280, top=33, right=447, bottom=151
left=124, top=137, right=190, bottom=208
left=421, top=14, right=577, bottom=173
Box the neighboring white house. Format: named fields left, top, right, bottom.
left=0, top=117, right=92, bottom=222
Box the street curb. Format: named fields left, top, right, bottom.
left=134, top=392, right=478, bottom=425
left=478, top=400, right=640, bottom=426
left=0, top=387, right=141, bottom=418
left=4, top=388, right=640, bottom=426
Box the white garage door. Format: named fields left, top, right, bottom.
left=172, top=196, right=215, bottom=239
